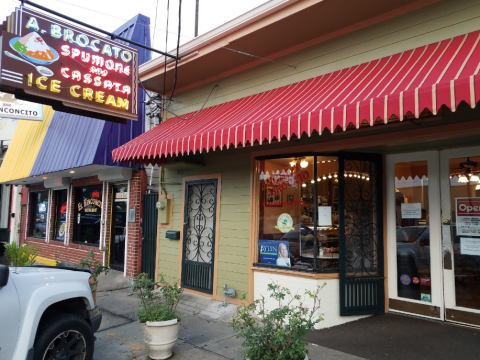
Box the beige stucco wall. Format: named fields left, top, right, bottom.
left=167, top=0, right=480, bottom=117
left=157, top=148, right=251, bottom=300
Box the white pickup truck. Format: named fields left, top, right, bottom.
left=0, top=264, right=102, bottom=360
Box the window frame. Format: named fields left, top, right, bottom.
left=254, top=152, right=339, bottom=274
left=29, top=190, right=49, bottom=239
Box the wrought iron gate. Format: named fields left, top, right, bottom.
left=339, top=153, right=384, bottom=316
left=181, top=180, right=217, bottom=294
left=141, top=193, right=158, bottom=280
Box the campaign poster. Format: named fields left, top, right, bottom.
left=456, top=198, right=480, bottom=236
left=258, top=240, right=291, bottom=267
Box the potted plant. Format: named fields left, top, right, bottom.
left=231, top=283, right=325, bottom=360
left=132, top=273, right=183, bottom=360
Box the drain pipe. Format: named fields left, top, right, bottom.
left=223, top=283, right=236, bottom=307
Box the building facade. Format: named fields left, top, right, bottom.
left=115, top=0, right=480, bottom=328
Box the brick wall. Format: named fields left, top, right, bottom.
left=22, top=170, right=146, bottom=278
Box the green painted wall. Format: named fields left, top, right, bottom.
left=157, top=149, right=251, bottom=299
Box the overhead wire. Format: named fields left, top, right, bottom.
left=152, top=0, right=159, bottom=45
left=169, top=0, right=182, bottom=100
left=35, top=0, right=296, bottom=69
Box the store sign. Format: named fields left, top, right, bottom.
left=456, top=198, right=480, bottom=236
left=0, top=8, right=138, bottom=123
left=0, top=92, right=42, bottom=120
left=78, top=198, right=102, bottom=213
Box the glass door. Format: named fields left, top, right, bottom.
left=386, top=152, right=444, bottom=319
left=440, top=147, right=480, bottom=326
left=110, top=185, right=128, bottom=272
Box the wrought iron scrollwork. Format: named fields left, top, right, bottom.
left=343, top=160, right=379, bottom=276
left=185, top=183, right=216, bottom=264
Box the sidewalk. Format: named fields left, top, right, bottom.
left=93, top=270, right=362, bottom=360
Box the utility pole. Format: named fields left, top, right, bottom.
left=194, top=0, right=199, bottom=37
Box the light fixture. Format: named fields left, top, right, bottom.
left=317, top=177, right=321, bottom=182
left=323, top=175, right=327, bottom=180
left=344, top=173, right=347, bottom=177
left=349, top=173, right=353, bottom=177
left=289, top=159, right=297, bottom=167
left=334, top=174, right=338, bottom=178
left=471, top=174, right=480, bottom=182
left=42, top=176, right=47, bottom=180
left=322, top=161, right=325, bottom=163
left=328, top=174, right=332, bottom=179
left=70, top=170, right=75, bottom=174
left=300, top=159, right=309, bottom=168
left=311, top=180, right=315, bottom=184
left=458, top=174, right=469, bottom=183
left=302, top=183, right=306, bottom=188
left=476, top=184, right=480, bottom=190
left=366, top=177, right=370, bottom=181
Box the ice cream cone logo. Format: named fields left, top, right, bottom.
left=275, top=213, right=294, bottom=233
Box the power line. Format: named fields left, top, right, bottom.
left=39, top=0, right=295, bottom=69
left=169, top=0, right=182, bottom=100
left=152, top=0, right=159, bottom=44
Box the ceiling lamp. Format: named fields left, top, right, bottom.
left=349, top=173, right=353, bottom=177
left=458, top=174, right=469, bottom=183
left=476, top=184, right=480, bottom=190
left=302, top=183, right=306, bottom=188
left=334, top=174, right=338, bottom=178
left=289, top=159, right=297, bottom=167
left=323, top=175, right=327, bottom=180
left=366, top=177, right=370, bottom=181
left=317, top=177, right=321, bottom=182
left=328, top=174, right=332, bottom=179
left=471, top=173, right=480, bottom=182
left=311, top=180, right=315, bottom=184
left=300, top=159, right=309, bottom=168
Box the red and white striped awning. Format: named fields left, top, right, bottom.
left=113, top=30, right=480, bottom=163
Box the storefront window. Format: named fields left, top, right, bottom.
left=53, top=189, right=68, bottom=242
left=73, top=185, right=102, bottom=246
left=256, top=155, right=339, bottom=272
left=30, top=191, right=49, bottom=238
left=394, top=161, right=431, bottom=302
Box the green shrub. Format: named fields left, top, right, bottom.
left=55, top=247, right=109, bottom=281
left=4, top=242, right=38, bottom=266
left=132, top=273, right=183, bottom=323
left=231, top=283, right=325, bottom=360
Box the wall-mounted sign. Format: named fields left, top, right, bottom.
left=115, top=192, right=128, bottom=199
left=0, top=8, right=138, bottom=123
left=0, top=92, right=42, bottom=120
left=456, top=198, right=480, bottom=236
left=77, top=198, right=102, bottom=213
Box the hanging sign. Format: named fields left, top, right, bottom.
left=0, top=8, right=138, bottom=123
left=456, top=198, right=480, bottom=236
left=0, top=92, right=42, bottom=120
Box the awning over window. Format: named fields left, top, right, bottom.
left=113, top=30, right=480, bottom=164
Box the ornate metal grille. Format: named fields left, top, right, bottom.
left=340, top=156, right=384, bottom=316
left=181, top=180, right=217, bottom=294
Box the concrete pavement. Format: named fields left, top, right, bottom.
left=93, top=270, right=363, bottom=360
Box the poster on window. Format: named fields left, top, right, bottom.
left=456, top=198, right=480, bottom=236
left=56, top=221, right=66, bottom=241
left=258, top=240, right=291, bottom=267
left=38, top=201, right=47, bottom=214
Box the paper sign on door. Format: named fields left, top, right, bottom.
left=401, top=203, right=422, bottom=219
left=460, top=237, right=480, bottom=256
left=456, top=198, right=480, bottom=236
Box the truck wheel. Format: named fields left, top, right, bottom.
left=33, top=314, right=94, bottom=360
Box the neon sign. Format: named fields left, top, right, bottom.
left=0, top=8, right=138, bottom=123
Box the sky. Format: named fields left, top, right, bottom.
left=0, top=0, right=271, bottom=59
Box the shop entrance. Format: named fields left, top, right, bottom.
left=181, top=179, right=218, bottom=294
left=110, top=184, right=128, bottom=272
left=387, top=147, right=480, bottom=327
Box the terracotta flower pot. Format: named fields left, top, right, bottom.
left=142, top=319, right=179, bottom=359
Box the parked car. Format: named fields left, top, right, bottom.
left=0, top=264, right=102, bottom=360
